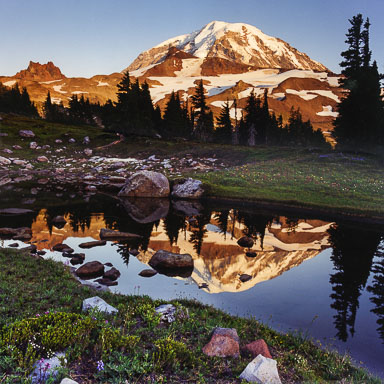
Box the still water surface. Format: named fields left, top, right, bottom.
left=1, top=189, right=383, bottom=376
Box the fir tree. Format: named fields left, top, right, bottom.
left=215, top=101, right=232, bottom=144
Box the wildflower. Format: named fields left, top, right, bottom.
left=96, top=360, right=104, bottom=371
left=105, top=320, right=108, bottom=324
left=36, top=314, right=40, bottom=317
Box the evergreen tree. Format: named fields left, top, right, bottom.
left=0, top=83, right=38, bottom=116
left=191, top=80, right=214, bottom=142
left=215, top=101, right=232, bottom=144
left=333, top=14, right=384, bottom=148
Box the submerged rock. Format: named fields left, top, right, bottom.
left=79, top=240, right=106, bottom=249
left=237, top=236, right=254, bottom=248
left=139, top=269, right=158, bottom=277
left=149, top=250, right=193, bottom=277
left=120, top=197, right=169, bottom=224
left=75, top=261, right=104, bottom=279
left=118, top=170, right=170, bottom=198
left=100, top=228, right=142, bottom=240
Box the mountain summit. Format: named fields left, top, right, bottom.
left=14, top=61, right=66, bottom=82
left=127, top=21, right=328, bottom=73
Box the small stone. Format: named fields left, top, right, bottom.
left=3, top=148, right=13, bottom=154
left=246, top=251, right=257, bottom=257
left=19, top=129, right=35, bottom=138
left=37, top=156, right=49, bottom=163
left=68, top=138, right=76, bottom=143
left=239, top=354, right=282, bottom=384
left=155, top=304, right=176, bottom=323
left=55, top=139, right=63, bottom=144
left=30, top=142, right=38, bottom=149
left=240, top=274, right=252, bottom=283
left=95, top=278, right=118, bottom=286
left=52, top=243, right=72, bottom=252
left=237, top=236, right=254, bottom=248
left=12, top=145, right=22, bottom=150
left=130, top=248, right=139, bottom=256
left=243, top=339, right=272, bottom=359
left=37, top=250, right=46, bottom=256
left=60, top=379, right=79, bottom=384
left=8, top=243, right=19, bottom=248
left=84, top=148, right=92, bottom=156
left=82, top=296, right=118, bottom=314
left=0, top=156, right=11, bottom=165
left=199, top=283, right=209, bottom=289
left=139, top=269, right=157, bottom=277
left=104, top=262, right=113, bottom=267
left=100, top=228, right=142, bottom=240
left=83, top=136, right=90, bottom=145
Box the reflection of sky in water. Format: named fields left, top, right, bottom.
left=1, top=206, right=384, bottom=377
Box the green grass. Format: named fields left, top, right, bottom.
left=0, top=248, right=380, bottom=383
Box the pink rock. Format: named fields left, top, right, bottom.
left=202, top=328, right=240, bottom=358
left=243, top=339, right=272, bottom=359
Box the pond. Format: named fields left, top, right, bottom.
left=0, top=185, right=383, bottom=377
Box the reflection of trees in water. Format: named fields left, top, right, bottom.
left=163, top=208, right=187, bottom=246
left=189, top=208, right=212, bottom=255
left=328, top=224, right=382, bottom=342
left=367, top=242, right=384, bottom=342
left=214, top=210, right=230, bottom=240
left=236, top=211, right=274, bottom=249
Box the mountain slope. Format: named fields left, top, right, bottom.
left=127, top=21, right=328, bottom=73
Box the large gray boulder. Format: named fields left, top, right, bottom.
left=149, top=250, right=193, bottom=277
left=171, top=178, right=204, bottom=199
left=118, top=171, right=170, bottom=198
left=239, top=354, right=282, bottom=384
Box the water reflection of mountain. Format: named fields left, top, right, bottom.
left=143, top=213, right=333, bottom=293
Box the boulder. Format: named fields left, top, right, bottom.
left=52, top=243, right=72, bottom=252
left=13, top=159, right=27, bottom=166
left=19, top=129, right=35, bottom=138
left=99, top=228, right=142, bottom=240
left=70, top=253, right=85, bottom=265
left=155, top=304, right=176, bottom=323
left=30, top=353, right=66, bottom=384
left=118, top=171, right=170, bottom=198
left=139, top=269, right=158, bottom=277
left=239, top=355, right=282, bottom=384
left=13, top=233, right=32, bottom=241
left=82, top=296, right=118, bottom=314
left=171, top=178, right=204, bottom=199
left=240, top=274, right=252, bottom=283
left=103, top=267, right=121, bottom=281
left=37, top=156, right=48, bottom=163
left=149, top=250, right=193, bottom=277
left=202, top=327, right=240, bottom=358
left=120, top=197, right=169, bottom=224
left=237, top=236, right=254, bottom=248
left=0, top=156, right=11, bottom=165
left=246, top=251, right=257, bottom=258
left=12, top=145, right=22, bottom=150
left=243, top=339, right=272, bottom=359
left=75, top=261, right=104, bottom=279
left=79, top=240, right=106, bottom=249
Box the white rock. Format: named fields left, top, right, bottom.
left=19, top=129, right=35, bottom=138
left=240, top=355, right=282, bottom=384
left=29, top=142, right=38, bottom=149
left=155, top=304, right=176, bottom=323
left=60, top=379, right=79, bottom=384
left=69, top=138, right=76, bottom=143
left=83, top=136, right=90, bottom=145
left=0, top=156, right=11, bottom=165
left=55, top=139, right=63, bottom=143
left=82, top=296, right=118, bottom=314
left=30, top=353, right=66, bottom=383
left=13, top=159, right=27, bottom=166
left=3, top=148, right=13, bottom=154
left=84, top=148, right=92, bottom=156
left=12, top=145, right=22, bottom=150
left=37, top=156, right=49, bottom=163
left=172, top=178, right=204, bottom=199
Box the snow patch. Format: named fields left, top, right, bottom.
left=40, top=79, right=62, bottom=84
left=96, top=81, right=109, bottom=86
left=51, top=97, right=62, bottom=104
left=53, top=84, right=67, bottom=94
left=2, top=80, right=17, bottom=87
left=316, top=105, right=339, bottom=118
left=286, top=89, right=318, bottom=100
left=71, top=91, right=89, bottom=95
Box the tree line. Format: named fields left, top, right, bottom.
left=0, top=83, right=38, bottom=116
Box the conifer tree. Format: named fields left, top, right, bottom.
left=215, top=101, right=232, bottom=144
left=333, top=14, right=384, bottom=148
left=191, top=79, right=214, bottom=142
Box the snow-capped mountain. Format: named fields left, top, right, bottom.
left=127, top=21, right=328, bottom=73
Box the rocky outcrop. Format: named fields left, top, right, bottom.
left=15, top=61, right=65, bottom=81
left=171, top=178, right=204, bottom=199
left=118, top=171, right=170, bottom=198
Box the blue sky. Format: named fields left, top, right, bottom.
left=0, top=0, right=383, bottom=77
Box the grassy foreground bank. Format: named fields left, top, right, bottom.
left=1, top=115, right=383, bottom=216
left=0, top=248, right=379, bottom=383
